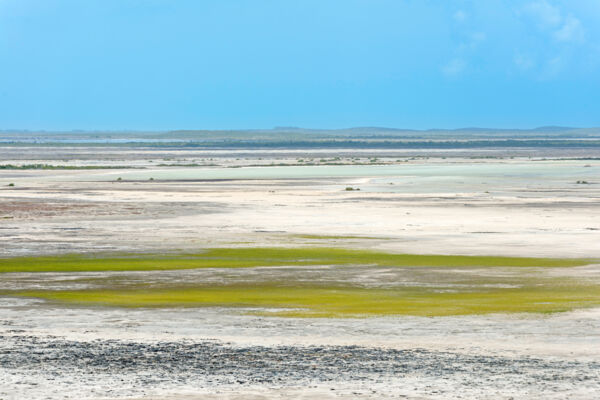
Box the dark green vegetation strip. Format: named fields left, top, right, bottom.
left=2, top=139, right=600, bottom=148
left=0, top=247, right=592, bottom=273
left=0, top=164, right=134, bottom=170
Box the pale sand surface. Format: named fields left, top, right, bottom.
left=1, top=157, right=599, bottom=258
left=1, top=147, right=600, bottom=399
left=3, top=298, right=600, bottom=358
left=3, top=304, right=600, bottom=400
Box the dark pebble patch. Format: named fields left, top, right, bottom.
left=1, top=334, right=599, bottom=390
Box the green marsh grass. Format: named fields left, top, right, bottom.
left=5, top=247, right=599, bottom=317
left=0, top=247, right=592, bottom=273
left=16, top=284, right=600, bottom=317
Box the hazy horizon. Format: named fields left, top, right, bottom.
left=0, top=125, right=598, bottom=133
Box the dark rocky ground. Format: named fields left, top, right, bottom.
left=1, top=334, right=599, bottom=399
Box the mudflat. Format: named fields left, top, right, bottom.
left=1, top=145, right=600, bottom=399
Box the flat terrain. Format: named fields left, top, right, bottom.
left=3, top=248, right=599, bottom=317
left=1, top=144, right=600, bottom=398
left=3, top=334, right=599, bottom=400
left=2, top=147, right=599, bottom=259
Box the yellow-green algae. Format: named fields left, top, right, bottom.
left=6, top=247, right=598, bottom=317
left=16, top=283, right=600, bottom=317
left=0, top=247, right=592, bottom=273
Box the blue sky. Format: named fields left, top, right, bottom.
left=1, top=0, right=599, bottom=130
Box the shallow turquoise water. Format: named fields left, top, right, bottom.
left=65, top=162, right=598, bottom=183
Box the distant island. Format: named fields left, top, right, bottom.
left=1, top=126, right=599, bottom=149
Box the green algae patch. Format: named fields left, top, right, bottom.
left=16, top=284, right=600, bottom=317
left=0, top=247, right=593, bottom=273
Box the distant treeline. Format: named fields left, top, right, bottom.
left=1, top=139, right=599, bottom=149
left=173, top=139, right=600, bottom=149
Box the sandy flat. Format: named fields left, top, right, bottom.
left=1, top=148, right=600, bottom=399
left=1, top=156, right=599, bottom=258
